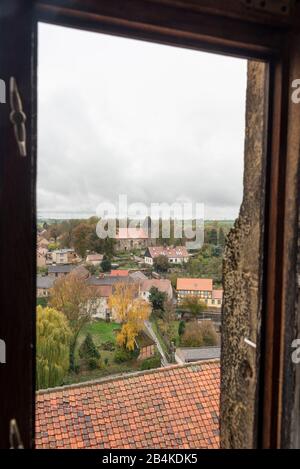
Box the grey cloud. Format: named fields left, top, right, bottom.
left=38, top=23, right=247, bottom=219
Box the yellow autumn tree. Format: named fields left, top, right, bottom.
left=108, top=283, right=151, bottom=350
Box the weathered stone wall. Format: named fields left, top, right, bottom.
left=281, top=33, right=300, bottom=448
left=290, top=199, right=300, bottom=446
left=220, top=61, right=267, bottom=448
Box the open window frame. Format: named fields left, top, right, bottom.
left=0, top=0, right=299, bottom=449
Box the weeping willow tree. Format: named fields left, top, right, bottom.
left=36, top=306, right=71, bottom=390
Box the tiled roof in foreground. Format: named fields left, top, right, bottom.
left=36, top=361, right=220, bottom=449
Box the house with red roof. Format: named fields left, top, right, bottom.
left=209, top=289, right=223, bottom=308
left=176, top=278, right=223, bottom=309
left=138, top=278, right=173, bottom=302
left=144, top=246, right=189, bottom=266
left=110, top=269, right=129, bottom=277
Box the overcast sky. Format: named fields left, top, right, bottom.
left=38, top=23, right=247, bottom=220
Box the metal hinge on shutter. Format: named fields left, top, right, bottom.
left=9, top=77, right=27, bottom=157
left=9, top=419, right=24, bottom=449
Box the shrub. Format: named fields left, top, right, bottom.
left=178, top=320, right=186, bottom=337
left=153, top=255, right=169, bottom=273
left=79, top=333, right=100, bottom=360
left=88, top=357, right=98, bottom=370
left=101, top=257, right=111, bottom=272
left=199, top=320, right=219, bottom=346
left=140, top=356, right=161, bottom=371
left=114, top=349, right=130, bottom=363
left=180, top=320, right=218, bottom=347
left=114, top=347, right=138, bottom=363
left=180, top=322, right=204, bottom=347
left=104, top=357, right=109, bottom=366
left=101, top=340, right=115, bottom=351
left=36, top=297, right=48, bottom=308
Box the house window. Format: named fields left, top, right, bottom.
left=34, top=22, right=251, bottom=449
left=1, top=0, right=296, bottom=451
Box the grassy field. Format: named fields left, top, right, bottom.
left=79, top=321, right=120, bottom=346
left=63, top=320, right=141, bottom=385
left=63, top=360, right=140, bottom=385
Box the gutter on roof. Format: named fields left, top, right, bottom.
left=36, top=359, right=220, bottom=394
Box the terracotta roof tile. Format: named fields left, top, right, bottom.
left=147, top=246, right=189, bottom=259
left=116, top=228, right=148, bottom=239
left=110, top=269, right=129, bottom=277
left=212, top=289, right=223, bottom=300
left=36, top=361, right=220, bottom=449
left=177, top=278, right=213, bottom=292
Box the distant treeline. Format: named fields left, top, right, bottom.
left=38, top=217, right=234, bottom=258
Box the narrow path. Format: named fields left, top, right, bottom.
left=144, top=320, right=169, bottom=366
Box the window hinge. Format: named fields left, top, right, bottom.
left=241, top=0, right=294, bottom=16
left=9, top=419, right=24, bottom=449
left=9, top=77, right=27, bottom=157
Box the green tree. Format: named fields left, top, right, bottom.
left=37, top=297, right=48, bottom=308
left=168, top=273, right=178, bottom=289
left=212, top=245, right=222, bottom=257
left=218, top=227, right=226, bottom=247
left=162, top=299, right=176, bottom=343
left=186, top=255, right=223, bottom=284
left=181, top=295, right=206, bottom=319
left=85, top=263, right=99, bottom=276
left=49, top=224, right=60, bottom=242
left=79, top=332, right=100, bottom=360
left=36, top=306, right=71, bottom=389
left=48, top=242, right=60, bottom=251
left=59, top=219, right=81, bottom=248
left=37, top=266, right=48, bottom=275
left=153, top=255, right=169, bottom=273
left=49, top=272, right=97, bottom=371
left=178, top=320, right=186, bottom=338
left=149, top=287, right=167, bottom=313
left=103, top=238, right=116, bottom=257
left=72, top=222, right=94, bottom=258
left=101, top=256, right=112, bottom=272
left=88, top=228, right=115, bottom=257
left=79, top=332, right=101, bottom=369
left=208, top=228, right=218, bottom=245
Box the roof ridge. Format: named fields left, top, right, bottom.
left=36, top=359, right=220, bottom=395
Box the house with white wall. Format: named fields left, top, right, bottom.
left=144, top=246, right=189, bottom=265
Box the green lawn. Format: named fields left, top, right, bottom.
left=118, top=261, right=140, bottom=269
left=64, top=320, right=142, bottom=385
left=63, top=359, right=141, bottom=385
left=62, top=319, right=162, bottom=386
left=79, top=321, right=120, bottom=346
